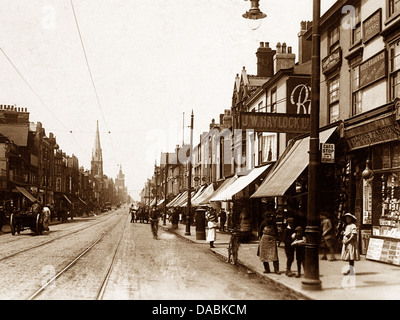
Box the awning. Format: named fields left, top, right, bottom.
left=149, top=198, right=156, bottom=206
left=211, top=164, right=271, bottom=201
left=167, top=192, right=184, bottom=207
left=251, top=126, right=337, bottom=198
left=201, top=176, right=237, bottom=205
left=179, top=191, right=197, bottom=207
left=157, top=199, right=165, bottom=206
left=168, top=191, right=187, bottom=207
left=63, top=194, right=72, bottom=204
left=179, top=186, right=205, bottom=207
left=192, top=184, right=214, bottom=207
left=15, top=186, right=37, bottom=202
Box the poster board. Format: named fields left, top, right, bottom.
left=366, top=236, right=400, bottom=265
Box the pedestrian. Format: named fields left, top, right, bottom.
left=218, top=208, right=227, bottom=232
left=149, top=208, right=159, bottom=239
left=0, top=206, right=5, bottom=232
left=206, top=208, right=217, bottom=248
left=42, top=205, right=51, bottom=232
left=258, top=212, right=280, bottom=274
left=341, top=212, right=359, bottom=275
left=291, top=226, right=306, bottom=278
left=130, top=204, right=135, bottom=223
left=320, top=211, right=337, bottom=261
left=282, top=217, right=295, bottom=277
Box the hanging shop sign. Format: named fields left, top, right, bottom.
left=321, top=143, right=335, bottom=163
left=344, top=113, right=398, bottom=150
left=286, top=77, right=311, bottom=115
left=363, top=8, right=382, bottom=44
left=359, top=50, right=386, bottom=89
left=322, top=48, right=342, bottom=75
left=240, top=112, right=310, bottom=133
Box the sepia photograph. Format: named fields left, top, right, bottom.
left=0, top=0, right=398, bottom=309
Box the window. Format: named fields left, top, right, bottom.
left=352, top=66, right=362, bottom=115
left=270, top=88, right=277, bottom=113
left=351, top=6, right=361, bottom=45
left=389, top=0, right=400, bottom=17
left=258, top=101, right=263, bottom=112
left=390, top=40, right=400, bottom=100
left=328, top=76, right=340, bottom=123
left=328, top=25, right=340, bottom=53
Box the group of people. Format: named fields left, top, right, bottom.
left=258, top=209, right=359, bottom=278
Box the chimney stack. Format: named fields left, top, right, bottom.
left=274, top=42, right=296, bottom=73
left=256, top=42, right=276, bottom=78
left=298, top=21, right=312, bottom=64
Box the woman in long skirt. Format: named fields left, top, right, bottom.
left=206, top=210, right=217, bottom=248
left=258, top=213, right=280, bottom=274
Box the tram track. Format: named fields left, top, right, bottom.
left=27, top=211, right=129, bottom=300
left=0, top=209, right=126, bottom=263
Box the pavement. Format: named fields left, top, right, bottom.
left=161, top=222, right=400, bottom=300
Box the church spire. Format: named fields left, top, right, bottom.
left=91, top=120, right=103, bottom=178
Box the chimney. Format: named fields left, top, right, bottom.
left=256, top=42, right=276, bottom=77
left=298, top=21, right=312, bottom=64
left=274, top=42, right=296, bottom=73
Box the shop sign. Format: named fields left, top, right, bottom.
left=345, top=114, right=398, bottom=150
left=240, top=112, right=310, bottom=133
left=359, top=50, right=386, bottom=89
left=286, top=77, right=311, bottom=115
left=322, top=48, right=342, bottom=75
left=321, top=143, right=335, bottom=163
left=363, top=9, right=382, bottom=43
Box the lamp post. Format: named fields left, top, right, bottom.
left=242, top=0, right=322, bottom=290
left=163, top=152, right=169, bottom=226
left=185, top=111, right=194, bottom=236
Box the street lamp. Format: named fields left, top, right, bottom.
left=242, top=0, right=322, bottom=290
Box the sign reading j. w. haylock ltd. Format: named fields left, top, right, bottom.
left=240, top=112, right=310, bottom=134
left=359, top=50, right=386, bottom=89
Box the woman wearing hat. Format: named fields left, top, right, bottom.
left=341, top=213, right=359, bottom=275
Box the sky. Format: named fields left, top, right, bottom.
left=0, top=0, right=336, bottom=201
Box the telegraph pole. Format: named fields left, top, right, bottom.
left=185, top=111, right=194, bottom=236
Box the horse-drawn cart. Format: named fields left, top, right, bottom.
left=10, top=210, right=45, bottom=236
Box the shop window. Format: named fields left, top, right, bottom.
left=328, top=76, right=340, bottom=122
left=328, top=24, right=340, bottom=53
left=388, top=0, right=400, bottom=18
left=390, top=39, right=400, bottom=100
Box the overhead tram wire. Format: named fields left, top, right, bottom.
left=0, top=47, right=84, bottom=153
left=69, top=0, right=119, bottom=165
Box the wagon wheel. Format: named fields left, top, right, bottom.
left=35, top=213, right=43, bottom=235
left=10, top=214, right=16, bottom=236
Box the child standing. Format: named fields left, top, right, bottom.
left=282, top=217, right=295, bottom=277
left=291, top=226, right=306, bottom=278
left=341, top=213, right=359, bottom=275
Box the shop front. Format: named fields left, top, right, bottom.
left=344, top=102, right=400, bottom=264
left=251, top=124, right=343, bottom=243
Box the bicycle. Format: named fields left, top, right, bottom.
left=227, top=228, right=241, bottom=265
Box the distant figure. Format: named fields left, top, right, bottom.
left=320, top=211, right=336, bottom=261
left=149, top=208, right=159, bottom=239
left=218, top=208, right=227, bottom=232
left=206, top=208, right=217, bottom=248
left=130, top=204, right=135, bottom=223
